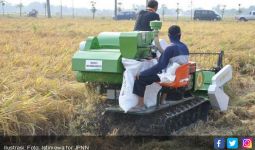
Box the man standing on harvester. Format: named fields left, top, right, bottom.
left=132, top=25, right=190, bottom=111
left=134, top=0, right=160, bottom=31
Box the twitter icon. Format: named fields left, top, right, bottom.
left=227, top=138, right=238, bottom=149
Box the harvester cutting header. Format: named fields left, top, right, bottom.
left=72, top=21, right=233, bottom=135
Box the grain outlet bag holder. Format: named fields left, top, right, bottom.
left=119, top=58, right=161, bottom=113
left=119, top=39, right=172, bottom=112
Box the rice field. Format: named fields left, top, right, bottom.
left=0, top=17, right=254, bottom=138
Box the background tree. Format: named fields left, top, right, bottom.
left=117, top=2, right=122, bottom=12
left=0, top=0, right=7, bottom=16
left=46, top=0, right=51, bottom=18
left=238, top=4, right=242, bottom=14
left=114, top=0, right=117, bottom=19
left=132, top=4, right=138, bottom=12
left=190, top=0, right=193, bottom=20
left=221, top=5, right=226, bottom=19
left=17, top=2, right=23, bottom=17
left=91, top=0, right=96, bottom=19
left=60, top=0, right=62, bottom=18
left=214, top=4, right=221, bottom=13
left=43, top=3, right=46, bottom=16
left=176, top=3, right=180, bottom=21
left=161, top=4, right=166, bottom=21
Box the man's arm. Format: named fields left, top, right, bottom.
left=140, top=46, right=175, bottom=76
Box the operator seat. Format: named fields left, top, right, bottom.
left=160, top=63, right=190, bottom=88
left=156, top=63, right=191, bottom=106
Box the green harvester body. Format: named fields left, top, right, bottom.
left=72, top=21, right=215, bottom=93
left=71, top=21, right=232, bottom=133
left=72, top=30, right=155, bottom=84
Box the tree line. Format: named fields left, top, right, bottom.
left=0, top=0, right=252, bottom=20
left=0, top=0, right=147, bottom=18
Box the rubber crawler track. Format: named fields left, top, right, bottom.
left=99, top=97, right=210, bottom=136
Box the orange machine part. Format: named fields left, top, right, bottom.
left=160, top=63, right=190, bottom=88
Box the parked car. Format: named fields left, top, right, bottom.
left=235, top=11, right=255, bottom=21
left=194, top=10, right=221, bottom=21
left=28, top=9, right=38, bottom=17
left=113, top=11, right=137, bottom=20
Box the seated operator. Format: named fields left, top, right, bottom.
left=132, top=25, right=189, bottom=111
left=134, top=0, right=160, bottom=31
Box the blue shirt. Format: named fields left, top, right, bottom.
left=140, top=40, right=189, bottom=76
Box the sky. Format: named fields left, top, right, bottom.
left=7, top=0, right=255, bottom=10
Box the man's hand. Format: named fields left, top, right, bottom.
left=146, top=56, right=153, bottom=60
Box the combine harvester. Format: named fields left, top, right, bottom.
left=72, top=21, right=233, bottom=135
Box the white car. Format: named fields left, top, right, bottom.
left=235, top=11, right=255, bottom=21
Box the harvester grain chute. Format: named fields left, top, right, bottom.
left=72, top=21, right=233, bottom=135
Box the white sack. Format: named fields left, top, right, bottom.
left=144, top=83, right=161, bottom=107
left=119, top=58, right=142, bottom=113
left=119, top=58, right=162, bottom=112
left=119, top=40, right=170, bottom=112
left=158, top=63, right=180, bottom=83
left=140, top=59, right=162, bottom=108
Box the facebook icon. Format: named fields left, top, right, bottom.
left=214, top=138, right=225, bottom=149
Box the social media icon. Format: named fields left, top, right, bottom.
left=242, top=138, right=253, bottom=149
left=214, top=138, right=225, bottom=149
left=227, top=138, right=238, bottom=149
